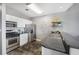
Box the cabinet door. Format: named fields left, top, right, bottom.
left=20, top=33, right=28, bottom=46
left=42, top=46, right=66, bottom=55
left=70, top=48, right=79, bottom=55
left=6, top=15, right=17, bottom=21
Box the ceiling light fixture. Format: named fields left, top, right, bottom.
left=27, top=4, right=43, bottom=14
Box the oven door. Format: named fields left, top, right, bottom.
left=6, top=37, right=19, bottom=48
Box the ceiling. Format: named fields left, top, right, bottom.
left=6, top=3, right=73, bottom=18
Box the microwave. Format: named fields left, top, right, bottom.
left=6, top=21, right=17, bottom=28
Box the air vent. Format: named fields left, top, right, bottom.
left=26, top=3, right=31, bottom=5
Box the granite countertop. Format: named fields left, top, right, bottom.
left=19, top=32, right=28, bottom=34
left=61, top=32, right=79, bottom=49
left=41, top=32, right=79, bottom=53
left=41, top=32, right=66, bottom=53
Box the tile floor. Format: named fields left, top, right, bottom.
left=7, top=40, right=42, bottom=55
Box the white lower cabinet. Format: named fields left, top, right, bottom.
left=42, top=46, right=66, bottom=55
left=70, top=48, right=79, bottom=55
left=20, top=33, right=28, bottom=46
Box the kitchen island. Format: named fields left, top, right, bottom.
left=41, top=32, right=79, bottom=55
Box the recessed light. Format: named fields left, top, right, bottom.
left=25, top=9, right=29, bottom=11
left=60, top=6, right=63, bottom=8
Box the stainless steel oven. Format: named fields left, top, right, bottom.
left=6, top=21, right=17, bottom=28
left=6, top=32, right=20, bottom=53
left=6, top=21, right=20, bottom=53
left=6, top=32, right=20, bottom=48
left=6, top=37, right=19, bottom=48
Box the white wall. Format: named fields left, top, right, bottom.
left=32, top=4, right=79, bottom=40
left=2, top=4, right=6, bottom=55
left=62, top=4, right=79, bottom=37
left=0, top=3, right=2, bottom=55
left=32, top=15, right=53, bottom=40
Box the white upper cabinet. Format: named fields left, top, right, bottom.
left=17, top=17, right=32, bottom=27
left=6, top=14, right=32, bottom=27
left=6, top=15, right=17, bottom=21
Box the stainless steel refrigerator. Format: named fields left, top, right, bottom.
left=25, top=24, right=36, bottom=42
